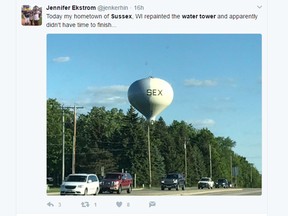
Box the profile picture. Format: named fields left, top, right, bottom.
left=21, top=5, right=42, bottom=26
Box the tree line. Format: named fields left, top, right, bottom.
left=47, top=98, right=261, bottom=188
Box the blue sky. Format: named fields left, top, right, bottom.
left=47, top=34, right=262, bottom=172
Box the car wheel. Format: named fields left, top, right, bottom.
left=94, top=187, right=99, bottom=195
left=176, top=184, right=180, bottom=191
left=83, top=188, right=88, bottom=196
left=182, top=184, right=185, bottom=190
left=168, top=188, right=171, bottom=190
left=161, top=187, right=165, bottom=190
left=127, top=185, right=132, bottom=194
left=117, top=186, right=122, bottom=194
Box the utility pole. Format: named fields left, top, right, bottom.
left=61, top=105, right=84, bottom=180
left=250, top=163, right=253, bottom=188
left=230, top=153, right=233, bottom=184
left=184, top=139, right=187, bottom=185
left=72, top=105, right=84, bottom=174
left=209, top=143, right=212, bottom=178
left=62, top=106, right=65, bottom=183
left=147, top=123, right=152, bottom=188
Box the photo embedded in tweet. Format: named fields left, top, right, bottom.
left=46, top=34, right=262, bottom=197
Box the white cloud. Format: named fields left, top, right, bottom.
left=213, top=96, right=231, bottom=102
left=184, top=78, right=217, bottom=87
left=77, top=85, right=129, bottom=108
left=53, top=56, right=70, bottom=63
left=86, top=85, right=128, bottom=94
left=191, top=119, right=216, bottom=128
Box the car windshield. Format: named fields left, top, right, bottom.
left=201, top=178, right=209, bottom=181
left=66, top=175, right=87, bottom=182
left=105, top=174, right=121, bottom=180
left=166, top=174, right=178, bottom=179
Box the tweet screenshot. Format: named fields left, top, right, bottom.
left=16, top=0, right=267, bottom=215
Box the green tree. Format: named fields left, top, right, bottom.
left=118, top=106, right=148, bottom=186
left=46, top=98, right=262, bottom=188
left=190, top=128, right=216, bottom=177
left=188, top=144, right=206, bottom=185
left=47, top=99, right=73, bottom=185
left=76, top=107, right=118, bottom=175
left=152, top=117, right=175, bottom=175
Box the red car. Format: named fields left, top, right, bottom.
left=99, top=172, right=133, bottom=194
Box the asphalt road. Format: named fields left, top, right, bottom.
left=49, top=187, right=261, bottom=196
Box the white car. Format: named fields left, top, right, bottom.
left=60, top=173, right=100, bottom=195
left=198, top=177, right=214, bottom=189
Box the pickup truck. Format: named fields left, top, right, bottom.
left=161, top=173, right=186, bottom=191
left=198, top=177, right=214, bottom=189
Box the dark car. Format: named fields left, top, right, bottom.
left=99, top=172, right=133, bottom=194
left=215, top=178, right=229, bottom=188
left=98, top=176, right=104, bottom=184
left=161, top=173, right=186, bottom=191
